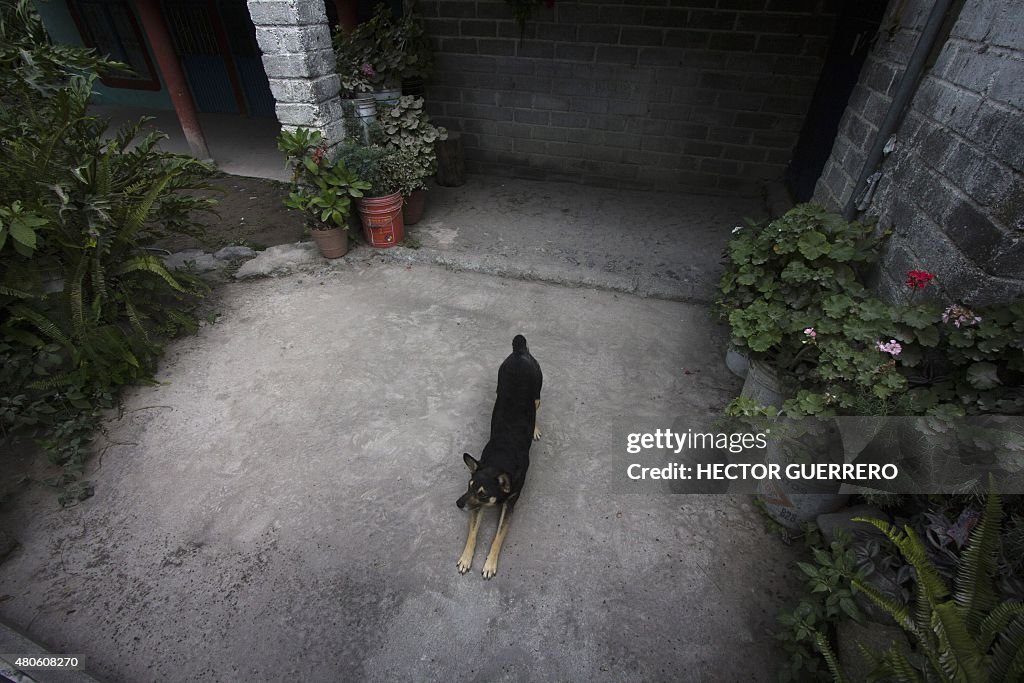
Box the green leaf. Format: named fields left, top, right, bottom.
left=915, top=325, right=940, bottom=347
left=797, top=231, right=830, bottom=259
left=966, top=362, right=1001, bottom=390
left=9, top=218, right=39, bottom=249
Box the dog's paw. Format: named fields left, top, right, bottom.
left=457, top=555, right=473, bottom=574
left=533, top=426, right=542, bottom=441
left=482, top=560, right=498, bottom=580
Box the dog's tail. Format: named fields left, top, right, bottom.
left=512, top=334, right=528, bottom=355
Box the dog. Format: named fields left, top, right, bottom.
left=456, top=334, right=542, bottom=579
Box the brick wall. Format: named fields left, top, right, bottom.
left=417, top=0, right=837, bottom=194
left=814, top=0, right=1024, bottom=306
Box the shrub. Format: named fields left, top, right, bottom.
left=1, top=0, right=216, bottom=495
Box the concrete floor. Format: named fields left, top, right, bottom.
left=0, top=261, right=800, bottom=682
left=407, top=175, right=770, bottom=303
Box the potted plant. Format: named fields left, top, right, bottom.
left=277, top=128, right=370, bottom=258
left=396, top=0, right=433, bottom=96
left=378, top=95, right=447, bottom=224
left=332, top=3, right=432, bottom=106
left=336, top=142, right=406, bottom=248
left=717, top=205, right=888, bottom=406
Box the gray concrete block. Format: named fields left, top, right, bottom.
left=255, top=24, right=332, bottom=54
left=944, top=200, right=1017, bottom=271
left=477, top=38, right=515, bottom=56
left=268, top=74, right=340, bottom=104
left=246, top=0, right=326, bottom=26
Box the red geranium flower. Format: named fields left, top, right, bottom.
left=906, top=269, right=935, bottom=289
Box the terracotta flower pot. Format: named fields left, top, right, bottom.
left=310, top=226, right=348, bottom=259
left=355, top=192, right=405, bottom=248
left=403, top=189, right=427, bottom=225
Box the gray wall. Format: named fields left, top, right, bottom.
left=418, top=0, right=837, bottom=194
left=814, top=0, right=1024, bottom=305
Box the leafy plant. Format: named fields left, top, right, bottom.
left=1, top=0, right=215, bottom=494
left=277, top=127, right=370, bottom=228
left=719, top=205, right=1024, bottom=417
left=334, top=141, right=404, bottom=197
left=719, top=205, right=886, bottom=380
left=332, top=2, right=433, bottom=93
left=820, top=486, right=1024, bottom=682
left=776, top=528, right=864, bottom=682
left=377, top=95, right=446, bottom=191
left=505, top=0, right=553, bottom=37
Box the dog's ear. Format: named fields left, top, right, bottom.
left=497, top=473, right=511, bottom=493
left=463, top=453, right=479, bottom=472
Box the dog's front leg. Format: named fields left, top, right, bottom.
left=482, top=502, right=513, bottom=580
left=457, top=507, right=482, bottom=574
left=533, top=399, right=541, bottom=441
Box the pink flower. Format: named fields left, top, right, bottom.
left=360, top=62, right=375, bottom=77
left=804, top=327, right=816, bottom=338
left=906, top=270, right=935, bottom=289
left=942, top=303, right=981, bottom=328
left=876, top=339, right=902, bottom=357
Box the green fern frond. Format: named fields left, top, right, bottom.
left=989, top=611, right=1024, bottom=683
left=68, top=252, right=89, bottom=336
left=9, top=304, right=71, bottom=347
left=852, top=576, right=915, bottom=633
left=879, top=644, right=925, bottom=683
left=115, top=254, right=186, bottom=292
left=91, top=252, right=106, bottom=306
left=814, top=631, right=848, bottom=683
left=855, top=518, right=951, bottom=603
left=122, top=295, right=149, bottom=341
left=855, top=641, right=884, bottom=674
left=120, top=173, right=171, bottom=238
left=931, top=602, right=987, bottom=683
left=955, top=485, right=1002, bottom=634
left=979, top=602, right=1024, bottom=651
left=165, top=308, right=198, bottom=334
left=0, top=284, right=40, bottom=299
left=27, top=370, right=81, bottom=390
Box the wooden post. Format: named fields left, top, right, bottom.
left=135, top=0, right=212, bottom=160
left=435, top=132, right=465, bottom=187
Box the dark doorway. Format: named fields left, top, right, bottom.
left=160, top=0, right=274, bottom=117
left=785, top=0, right=889, bottom=202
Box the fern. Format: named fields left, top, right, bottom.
left=120, top=172, right=171, bottom=238
left=9, top=304, right=71, bottom=347
left=814, top=631, right=848, bottom=683
left=989, top=612, right=1024, bottom=683
left=879, top=645, right=924, bottom=683
left=979, top=602, right=1024, bottom=650
left=850, top=486, right=1020, bottom=683
left=115, top=254, right=187, bottom=292
left=955, top=484, right=1002, bottom=632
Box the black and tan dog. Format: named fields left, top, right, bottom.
left=456, top=334, right=542, bottom=579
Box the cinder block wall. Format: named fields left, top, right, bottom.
left=417, top=0, right=837, bottom=194
left=814, top=0, right=1024, bottom=305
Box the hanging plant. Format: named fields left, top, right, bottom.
left=505, top=0, right=554, bottom=38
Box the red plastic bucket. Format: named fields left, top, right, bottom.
left=356, top=192, right=405, bottom=248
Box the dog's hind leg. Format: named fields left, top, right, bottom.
left=457, top=507, right=482, bottom=574
left=482, top=500, right=515, bottom=579
left=533, top=399, right=542, bottom=441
